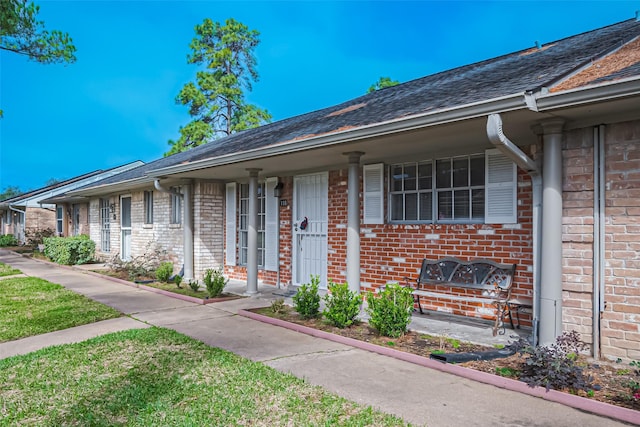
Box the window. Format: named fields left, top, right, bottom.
left=238, top=183, right=265, bottom=267
left=170, top=187, right=182, bottom=224
left=390, top=154, right=485, bottom=223
left=56, top=206, right=63, bottom=235
left=99, top=198, right=110, bottom=252
left=144, top=191, right=154, bottom=224
left=72, top=205, right=80, bottom=235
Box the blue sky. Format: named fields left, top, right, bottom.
left=1, top=0, right=638, bottom=191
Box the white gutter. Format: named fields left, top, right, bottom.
left=154, top=179, right=194, bottom=282
left=535, top=77, right=640, bottom=111
left=487, top=113, right=541, bottom=346
left=148, top=93, right=526, bottom=177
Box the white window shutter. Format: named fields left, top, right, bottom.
left=264, top=178, right=279, bottom=271
left=485, top=149, right=517, bottom=224
left=363, top=163, right=384, bottom=224
left=225, top=182, right=237, bottom=266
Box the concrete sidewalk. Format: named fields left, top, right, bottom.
left=0, top=250, right=633, bottom=427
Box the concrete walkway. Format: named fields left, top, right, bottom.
left=0, top=251, right=633, bottom=427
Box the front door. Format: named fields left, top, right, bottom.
left=293, top=173, right=328, bottom=289
left=120, top=196, right=132, bottom=261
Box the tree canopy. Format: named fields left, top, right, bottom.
left=166, top=18, right=271, bottom=156
left=0, top=0, right=76, bottom=64
left=367, top=76, right=400, bottom=93
left=0, top=186, right=23, bottom=201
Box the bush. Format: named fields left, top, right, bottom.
left=43, top=235, right=95, bottom=265
left=0, top=234, right=18, bottom=247
left=155, top=262, right=173, bottom=283
left=366, top=283, right=414, bottom=338
left=174, top=274, right=183, bottom=289
left=106, top=241, right=166, bottom=281
left=188, top=280, right=201, bottom=292
left=511, top=330, right=593, bottom=392
left=293, top=275, right=321, bottom=319
left=323, top=280, right=362, bottom=328
left=203, top=268, right=228, bottom=298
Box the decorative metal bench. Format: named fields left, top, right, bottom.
left=403, top=257, right=517, bottom=336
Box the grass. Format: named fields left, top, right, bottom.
left=0, top=277, right=121, bottom=342
left=0, top=328, right=409, bottom=426
left=0, top=261, right=21, bottom=277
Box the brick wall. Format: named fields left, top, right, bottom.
left=25, top=207, right=55, bottom=235
left=562, top=119, right=640, bottom=361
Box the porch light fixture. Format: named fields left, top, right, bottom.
left=273, top=181, right=284, bottom=198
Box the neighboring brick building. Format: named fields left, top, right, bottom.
left=56, top=18, right=640, bottom=361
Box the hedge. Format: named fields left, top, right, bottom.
left=43, top=235, right=95, bottom=265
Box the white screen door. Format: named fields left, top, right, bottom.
left=293, top=173, right=328, bottom=289
left=120, top=196, right=132, bottom=261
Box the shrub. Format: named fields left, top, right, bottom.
left=293, top=275, right=321, bottom=319
left=0, top=234, right=18, bottom=247
left=155, top=262, right=173, bottom=283
left=174, top=274, right=183, bottom=289
left=511, top=330, right=593, bottom=392
left=188, top=280, right=201, bottom=292
left=365, top=283, right=414, bottom=338
left=203, top=268, right=228, bottom=298
left=621, top=360, right=640, bottom=402
left=323, top=280, right=362, bottom=328
left=270, top=298, right=288, bottom=315
left=106, top=241, right=166, bottom=281
left=43, top=235, right=95, bottom=265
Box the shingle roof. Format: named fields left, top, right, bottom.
left=77, top=18, right=640, bottom=190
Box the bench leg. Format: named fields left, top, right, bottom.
left=493, top=302, right=507, bottom=336
left=507, top=303, right=515, bottom=330
left=415, top=294, right=423, bottom=314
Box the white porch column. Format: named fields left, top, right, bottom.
left=345, top=152, right=364, bottom=293
left=183, top=181, right=194, bottom=282
left=246, top=168, right=261, bottom=295
left=539, top=119, right=565, bottom=346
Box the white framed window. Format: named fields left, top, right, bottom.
left=144, top=190, right=154, bottom=225
left=238, top=183, right=265, bottom=267
left=390, top=152, right=514, bottom=224
left=56, top=206, right=63, bottom=235
left=99, top=198, right=110, bottom=252
left=170, top=187, right=182, bottom=224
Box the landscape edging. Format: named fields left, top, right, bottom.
left=239, top=309, right=640, bottom=426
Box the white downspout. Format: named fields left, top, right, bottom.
left=154, top=179, right=194, bottom=282
left=8, top=204, right=26, bottom=244
left=592, top=125, right=606, bottom=359
left=487, top=113, right=541, bottom=346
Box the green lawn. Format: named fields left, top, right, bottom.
left=0, top=277, right=121, bottom=342
left=0, top=328, right=409, bottom=426
left=0, top=261, right=21, bottom=277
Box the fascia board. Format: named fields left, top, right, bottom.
left=147, top=93, right=526, bottom=177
